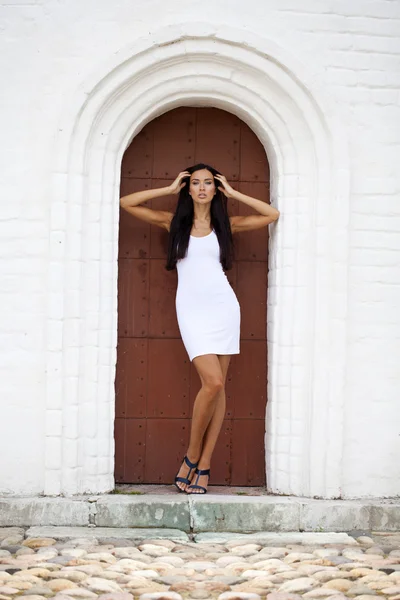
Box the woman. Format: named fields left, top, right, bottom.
left=120, top=163, right=279, bottom=494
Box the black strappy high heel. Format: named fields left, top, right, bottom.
left=174, top=455, right=198, bottom=493
left=186, top=467, right=210, bottom=494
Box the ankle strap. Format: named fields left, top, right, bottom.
left=184, top=455, right=198, bottom=469
left=195, top=468, right=210, bottom=476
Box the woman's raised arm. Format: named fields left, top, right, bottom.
left=214, top=174, right=280, bottom=233
left=120, top=171, right=189, bottom=231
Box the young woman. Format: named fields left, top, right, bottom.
left=120, top=163, right=279, bottom=494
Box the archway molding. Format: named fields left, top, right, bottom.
left=45, top=24, right=350, bottom=497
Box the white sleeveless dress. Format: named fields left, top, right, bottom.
left=176, top=230, right=241, bottom=361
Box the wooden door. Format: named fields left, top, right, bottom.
left=115, top=107, right=269, bottom=486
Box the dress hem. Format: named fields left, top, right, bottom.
left=190, top=349, right=240, bottom=362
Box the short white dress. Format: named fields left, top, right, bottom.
left=176, top=230, right=241, bottom=361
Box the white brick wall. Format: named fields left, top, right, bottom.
left=0, top=0, right=399, bottom=498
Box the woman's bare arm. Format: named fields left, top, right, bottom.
left=214, top=174, right=280, bottom=233
left=120, top=185, right=173, bottom=231
left=120, top=171, right=190, bottom=231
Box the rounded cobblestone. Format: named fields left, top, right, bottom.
left=0, top=533, right=399, bottom=600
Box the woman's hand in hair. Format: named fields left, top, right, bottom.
left=169, top=171, right=190, bottom=195
left=214, top=174, right=235, bottom=198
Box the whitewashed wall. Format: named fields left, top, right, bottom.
left=0, top=0, right=399, bottom=498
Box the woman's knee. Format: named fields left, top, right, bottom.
left=193, top=355, right=224, bottom=397
left=202, top=375, right=224, bottom=397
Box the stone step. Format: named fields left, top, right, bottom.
left=22, top=526, right=358, bottom=546
left=24, top=525, right=189, bottom=542
left=194, top=531, right=358, bottom=544
left=0, top=495, right=399, bottom=533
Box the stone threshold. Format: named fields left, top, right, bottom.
left=19, top=526, right=360, bottom=546
left=0, top=494, right=399, bottom=533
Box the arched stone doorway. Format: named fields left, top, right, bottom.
left=45, top=25, right=349, bottom=497
left=115, top=106, right=270, bottom=485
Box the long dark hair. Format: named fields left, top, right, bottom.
left=166, top=163, right=234, bottom=271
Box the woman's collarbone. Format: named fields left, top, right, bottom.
left=190, top=227, right=213, bottom=238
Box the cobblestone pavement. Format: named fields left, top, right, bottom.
left=1, top=530, right=400, bottom=600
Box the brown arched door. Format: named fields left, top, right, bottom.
left=115, top=107, right=269, bottom=486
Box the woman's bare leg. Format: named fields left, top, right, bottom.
left=175, top=354, right=224, bottom=492
left=186, top=355, right=231, bottom=494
